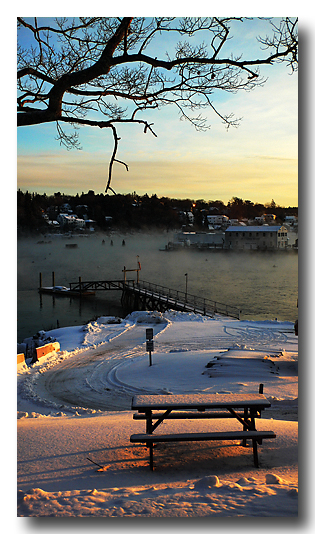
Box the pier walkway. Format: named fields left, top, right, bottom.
left=68, top=278, right=241, bottom=320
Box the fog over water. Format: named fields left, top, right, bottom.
left=17, top=231, right=298, bottom=342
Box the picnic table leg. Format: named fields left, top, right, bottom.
left=249, top=409, right=257, bottom=430
left=249, top=408, right=263, bottom=444
left=144, top=410, right=154, bottom=469
left=145, top=409, right=153, bottom=433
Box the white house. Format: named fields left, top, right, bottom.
left=224, top=226, right=288, bottom=251
left=57, top=213, right=86, bottom=229
left=206, top=214, right=229, bottom=227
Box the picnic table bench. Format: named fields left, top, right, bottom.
left=130, top=388, right=276, bottom=470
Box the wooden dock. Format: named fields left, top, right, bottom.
left=39, top=270, right=241, bottom=319
left=68, top=278, right=241, bottom=319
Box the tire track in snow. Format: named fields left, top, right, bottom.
left=34, top=323, right=167, bottom=411
left=223, top=324, right=288, bottom=349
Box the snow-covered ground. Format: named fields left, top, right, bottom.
left=16, top=311, right=298, bottom=518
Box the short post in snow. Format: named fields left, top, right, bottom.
left=146, top=328, right=154, bottom=366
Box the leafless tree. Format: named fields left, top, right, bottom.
left=17, top=17, right=298, bottom=193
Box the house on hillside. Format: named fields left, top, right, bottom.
left=254, top=214, right=277, bottom=224
left=224, top=226, right=288, bottom=251
left=263, top=213, right=277, bottom=223
left=206, top=214, right=229, bottom=229
left=56, top=213, right=86, bottom=229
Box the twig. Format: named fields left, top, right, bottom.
left=114, top=159, right=129, bottom=171
left=86, top=457, right=104, bottom=469
left=105, top=125, right=130, bottom=193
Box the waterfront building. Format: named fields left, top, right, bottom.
left=225, top=226, right=288, bottom=251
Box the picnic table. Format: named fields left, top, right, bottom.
left=130, top=391, right=276, bottom=470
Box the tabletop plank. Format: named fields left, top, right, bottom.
left=131, top=393, right=270, bottom=410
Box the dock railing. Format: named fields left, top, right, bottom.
left=124, top=279, right=241, bottom=320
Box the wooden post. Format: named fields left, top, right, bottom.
left=259, top=383, right=264, bottom=394
left=79, top=276, right=82, bottom=296
left=137, top=256, right=141, bottom=284
left=52, top=271, right=55, bottom=286
left=39, top=272, right=43, bottom=308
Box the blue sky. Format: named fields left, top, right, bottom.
left=16, top=15, right=298, bottom=206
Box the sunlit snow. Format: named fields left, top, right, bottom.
left=17, top=311, right=298, bottom=517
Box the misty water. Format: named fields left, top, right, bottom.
left=17, top=231, right=298, bottom=343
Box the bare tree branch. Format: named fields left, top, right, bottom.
left=17, top=17, right=298, bottom=192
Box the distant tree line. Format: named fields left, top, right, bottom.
left=17, top=189, right=298, bottom=235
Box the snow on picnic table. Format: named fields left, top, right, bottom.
left=16, top=310, right=298, bottom=518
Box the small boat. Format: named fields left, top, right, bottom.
left=39, top=285, right=95, bottom=297
left=65, top=243, right=78, bottom=248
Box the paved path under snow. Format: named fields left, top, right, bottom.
left=34, top=324, right=166, bottom=411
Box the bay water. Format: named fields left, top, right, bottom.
left=17, top=231, right=298, bottom=342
